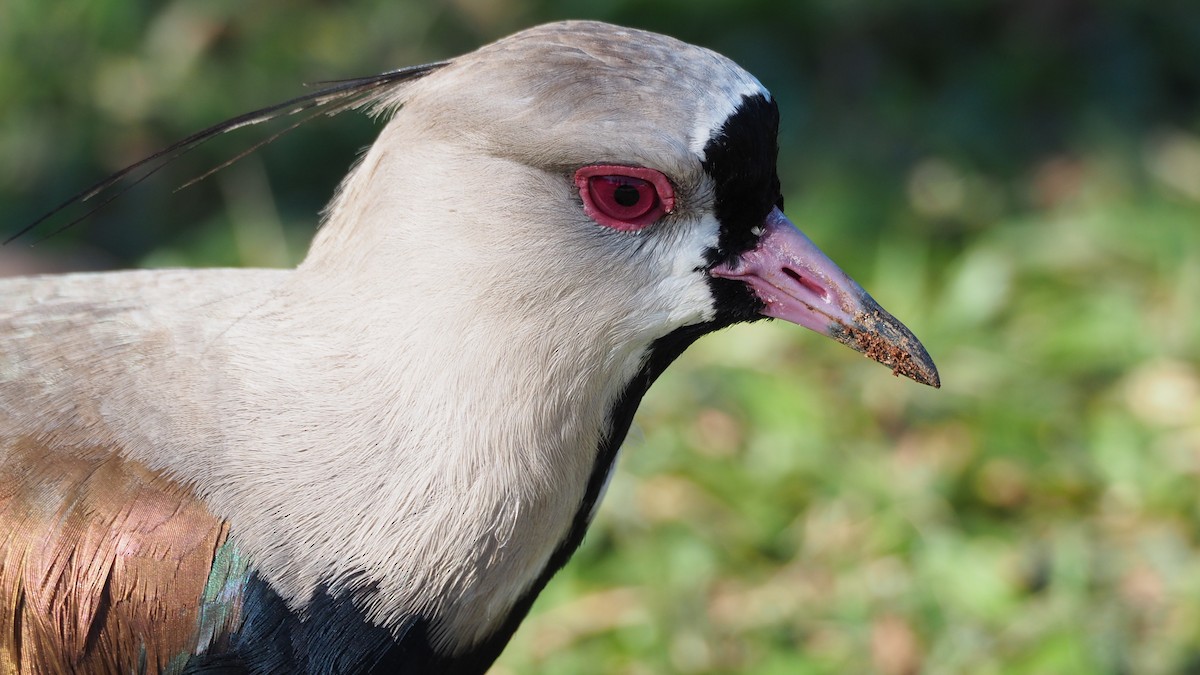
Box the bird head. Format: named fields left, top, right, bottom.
left=297, top=21, right=938, bottom=387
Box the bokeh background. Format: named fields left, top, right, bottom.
left=4, top=1, right=1200, bottom=672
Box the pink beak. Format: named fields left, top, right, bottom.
left=711, top=208, right=940, bottom=387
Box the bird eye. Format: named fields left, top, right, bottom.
left=591, top=177, right=655, bottom=218
left=574, top=165, right=675, bottom=231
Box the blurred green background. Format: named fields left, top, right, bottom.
left=4, top=1, right=1200, bottom=673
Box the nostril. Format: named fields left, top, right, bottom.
left=783, top=267, right=830, bottom=302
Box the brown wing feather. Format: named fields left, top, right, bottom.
left=0, top=437, right=231, bottom=674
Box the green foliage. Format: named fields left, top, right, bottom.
left=4, top=1, right=1200, bottom=672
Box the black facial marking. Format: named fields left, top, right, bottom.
left=706, top=275, right=767, bottom=328
left=701, top=93, right=782, bottom=263
left=699, top=92, right=782, bottom=327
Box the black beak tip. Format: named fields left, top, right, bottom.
left=833, top=297, right=941, bottom=389
left=850, top=325, right=941, bottom=388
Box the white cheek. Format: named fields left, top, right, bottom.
left=657, top=213, right=721, bottom=327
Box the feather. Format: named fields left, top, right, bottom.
left=0, top=438, right=240, bottom=673
left=5, top=62, right=447, bottom=246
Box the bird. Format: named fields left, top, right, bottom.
left=0, top=19, right=939, bottom=675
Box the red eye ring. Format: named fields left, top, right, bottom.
left=574, top=165, right=676, bottom=231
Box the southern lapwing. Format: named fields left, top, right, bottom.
left=0, top=20, right=939, bottom=674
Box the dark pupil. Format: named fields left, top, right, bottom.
left=613, top=184, right=640, bottom=207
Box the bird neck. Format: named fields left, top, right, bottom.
left=198, top=266, right=656, bottom=651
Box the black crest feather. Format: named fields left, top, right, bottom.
left=6, top=61, right=448, bottom=245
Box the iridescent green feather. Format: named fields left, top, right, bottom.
left=163, top=539, right=250, bottom=673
